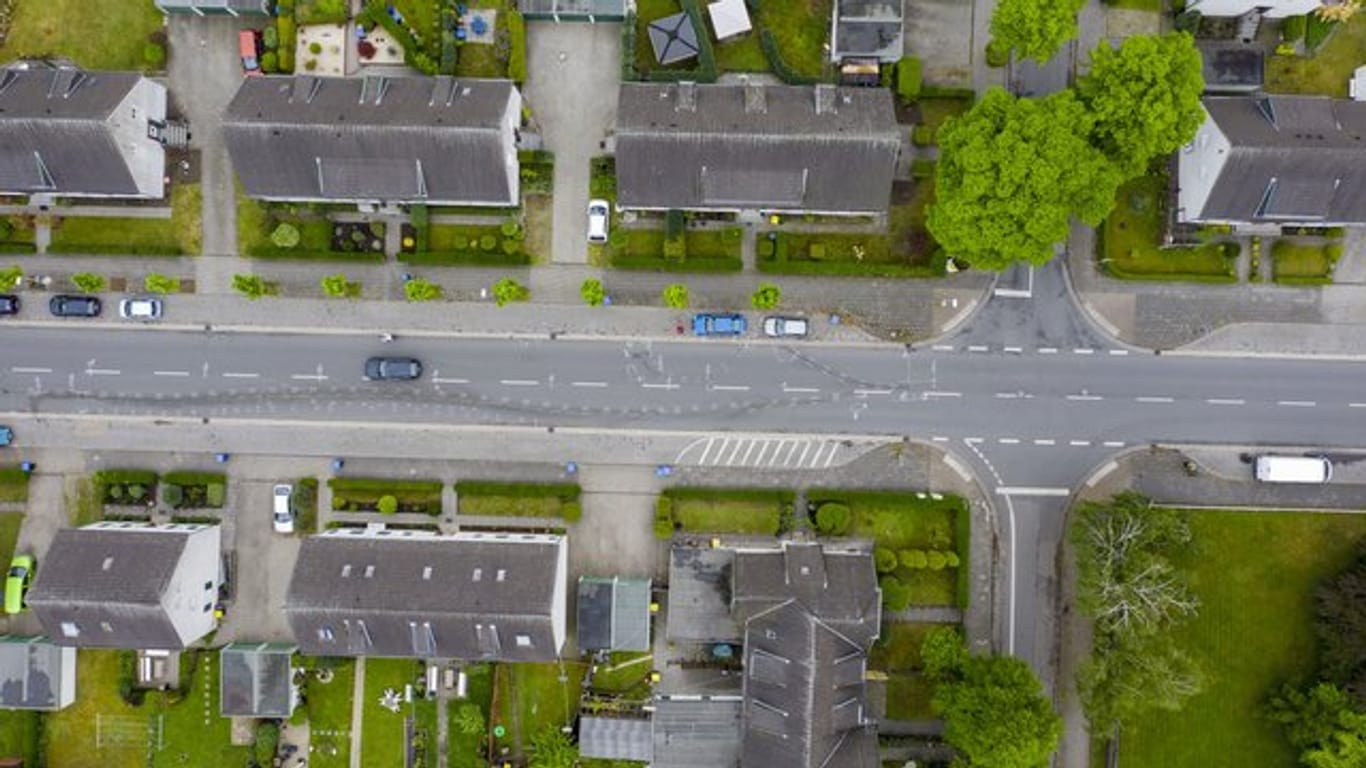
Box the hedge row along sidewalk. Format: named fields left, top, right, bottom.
left=453, top=481, right=581, bottom=522
left=328, top=477, right=444, bottom=516
left=654, top=487, right=796, bottom=537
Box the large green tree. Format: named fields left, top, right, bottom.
left=928, top=88, right=1123, bottom=270
left=1269, top=683, right=1366, bottom=768
left=924, top=630, right=1061, bottom=768
left=1077, top=32, right=1206, bottom=174
left=989, top=0, right=1087, bottom=63
left=1315, top=547, right=1366, bottom=703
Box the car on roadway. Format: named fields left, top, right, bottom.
left=49, top=294, right=101, bottom=318
left=239, top=30, right=262, bottom=77
left=119, top=297, right=163, bottom=321
left=587, top=199, right=610, bottom=244
left=5, top=554, right=34, bottom=614
left=763, top=315, right=809, bottom=339
left=0, top=425, right=10, bottom=447
left=272, top=483, right=295, bottom=534
left=364, top=357, right=423, bottom=381
left=0, top=295, right=18, bottom=315
left=692, top=313, right=747, bottom=337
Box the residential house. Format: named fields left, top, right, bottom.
left=0, top=64, right=168, bottom=199
left=577, top=576, right=652, bottom=653
left=285, top=528, right=567, bottom=660
left=155, top=0, right=272, bottom=14
left=220, top=642, right=298, bottom=718
left=661, top=540, right=882, bottom=768
left=223, top=75, right=522, bottom=207
left=1184, top=0, right=1322, bottom=17
left=24, top=522, right=223, bottom=650
left=0, top=636, right=76, bottom=711
left=614, top=82, right=899, bottom=217
left=1178, top=95, right=1366, bottom=227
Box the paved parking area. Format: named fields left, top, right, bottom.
left=217, top=479, right=301, bottom=642
left=904, top=0, right=973, bottom=85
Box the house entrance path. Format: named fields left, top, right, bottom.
left=523, top=22, right=622, bottom=265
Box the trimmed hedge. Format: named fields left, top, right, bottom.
left=47, top=244, right=183, bottom=256
left=162, top=471, right=228, bottom=509
left=455, top=481, right=581, bottom=519
left=508, top=8, right=527, bottom=83
left=661, top=487, right=795, bottom=535
left=93, top=470, right=159, bottom=506
left=399, top=250, right=533, bottom=266
left=896, top=56, right=922, bottom=101
left=248, top=247, right=384, bottom=262
left=329, top=477, right=443, bottom=516
left=920, top=84, right=976, bottom=100
left=610, top=254, right=743, bottom=272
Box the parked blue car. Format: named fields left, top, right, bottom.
left=692, top=313, right=747, bottom=337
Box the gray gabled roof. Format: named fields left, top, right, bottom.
left=731, top=541, right=881, bottom=648
left=580, top=716, right=654, bottom=762
left=224, top=75, right=517, bottom=204
left=653, top=697, right=743, bottom=768
left=0, top=67, right=149, bottom=196
left=286, top=530, right=564, bottom=660
left=0, top=636, right=72, bottom=710
left=25, top=524, right=201, bottom=650
left=1197, top=95, right=1366, bottom=223
left=741, top=601, right=878, bottom=768
left=615, top=83, right=899, bottom=213
left=220, top=642, right=295, bottom=718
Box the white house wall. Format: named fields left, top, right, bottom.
left=550, top=537, right=568, bottom=655
left=57, top=645, right=76, bottom=709
left=161, top=526, right=222, bottom=649
left=108, top=77, right=168, bottom=199
left=502, top=89, right=522, bottom=207
left=1177, top=106, right=1232, bottom=223
left=1187, top=0, right=1321, bottom=18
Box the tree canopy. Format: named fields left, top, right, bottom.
left=988, top=0, right=1087, bottom=63
left=1268, top=683, right=1366, bottom=768
left=1315, top=546, right=1366, bottom=703
left=1078, top=32, right=1206, bottom=174
left=928, top=88, right=1123, bottom=270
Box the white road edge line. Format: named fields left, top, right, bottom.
left=996, top=486, right=1071, bottom=497
left=1351, top=403, right=1366, bottom=408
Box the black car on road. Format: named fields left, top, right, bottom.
left=364, top=357, right=423, bottom=381
left=0, top=295, right=17, bottom=315
left=49, top=295, right=101, bottom=317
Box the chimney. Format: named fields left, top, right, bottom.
left=676, top=81, right=697, bottom=112
left=744, top=82, right=766, bottom=114
left=815, top=84, right=836, bottom=115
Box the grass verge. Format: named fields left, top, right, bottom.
left=1120, top=509, right=1366, bottom=768
left=455, top=481, right=581, bottom=520
left=1271, top=239, right=1340, bottom=284
left=49, top=185, right=202, bottom=256
left=0, top=467, right=30, bottom=503
left=659, top=487, right=794, bottom=535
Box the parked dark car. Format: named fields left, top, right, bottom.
left=49, top=295, right=101, bottom=317
left=364, top=357, right=423, bottom=381
left=0, top=295, right=17, bottom=315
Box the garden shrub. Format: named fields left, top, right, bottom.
left=912, top=125, right=935, bottom=146
left=580, top=278, right=605, bottom=306
left=206, top=483, right=226, bottom=507
left=508, top=9, right=527, bottom=82
left=880, top=575, right=912, bottom=611
left=1282, top=14, right=1306, bottom=41
left=377, top=495, right=398, bottom=515
left=814, top=502, right=851, bottom=536
left=263, top=25, right=279, bottom=50
left=271, top=222, right=300, bottom=249
left=255, top=721, right=280, bottom=766
left=562, top=500, right=582, bottom=523
left=874, top=547, right=898, bottom=573
left=71, top=272, right=105, bottom=293
left=161, top=484, right=184, bottom=508
left=654, top=497, right=674, bottom=539
left=261, top=51, right=279, bottom=72
left=927, top=550, right=948, bottom=570
left=662, top=283, right=689, bottom=309
left=900, top=549, right=929, bottom=569
left=309, top=41, right=322, bottom=55
left=896, top=56, right=922, bottom=101
left=143, top=42, right=166, bottom=69
left=479, top=234, right=497, bottom=251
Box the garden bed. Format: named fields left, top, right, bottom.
left=758, top=229, right=941, bottom=277
left=1100, top=175, right=1239, bottom=283
left=160, top=471, right=227, bottom=510
left=328, top=477, right=444, bottom=515
left=455, top=481, right=582, bottom=521
left=294, top=477, right=320, bottom=534
left=239, top=191, right=384, bottom=261
left=1270, top=239, right=1341, bottom=285
left=657, top=487, right=794, bottom=535
left=608, top=228, right=744, bottom=272
left=807, top=489, right=969, bottom=608
left=399, top=222, right=532, bottom=266
left=92, top=469, right=159, bottom=508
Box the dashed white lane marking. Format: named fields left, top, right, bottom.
left=1136, top=396, right=1174, bottom=403
left=11, top=366, right=51, bottom=374
left=931, top=344, right=955, bottom=352
left=86, top=369, right=120, bottom=376
left=641, top=382, right=679, bottom=390
left=1073, top=348, right=1095, bottom=355
left=1207, top=398, right=1245, bottom=405
left=1069, top=440, right=1091, bottom=446
left=712, top=384, right=750, bottom=392
left=1033, top=439, right=1056, bottom=446
left=570, top=381, right=607, bottom=388
left=967, top=345, right=989, bottom=352
left=1038, top=348, right=1058, bottom=354
left=925, top=391, right=962, bottom=398
left=1103, top=441, right=1125, bottom=447
left=964, top=437, right=984, bottom=444
left=1003, top=346, right=1023, bottom=353
left=998, top=438, right=1020, bottom=445
left=291, top=374, right=328, bottom=381
left=931, top=436, right=950, bottom=442
left=154, top=370, right=190, bottom=377
left=222, top=372, right=260, bottom=379
left=854, top=388, right=892, bottom=396
left=1066, top=394, right=1103, bottom=401
left=1108, top=349, right=1129, bottom=356
left=1277, top=400, right=1316, bottom=407
left=433, top=377, right=470, bottom=384
left=995, top=392, right=1021, bottom=399
left=1351, top=403, right=1366, bottom=408
left=997, top=486, right=1071, bottom=497
left=500, top=379, right=539, bottom=386
left=783, top=385, right=821, bottom=394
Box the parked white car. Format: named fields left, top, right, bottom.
left=272, top=484, right=295, bottom=534
left=763, top=316, right=810, bottom=338
left=119, top=297, right=162, bottom=321
left=587, top=199, right=610, bottom=244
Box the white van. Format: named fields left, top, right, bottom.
left=1253, top=455, right=1333, bottom=484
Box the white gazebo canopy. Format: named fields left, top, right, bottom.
left=708, top=0, right=752, bottom=40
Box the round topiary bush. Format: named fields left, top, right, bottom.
left=377, top=495, right=398, bottom=515
left=814, top=502, right=851, bottom=535
left=479, top=234, right=497, bottom=251
left=309, top=42, right=322, bottom=55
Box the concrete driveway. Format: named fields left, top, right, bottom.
left=523, top=22, right=622, bottom=265
left=217, top=479, right=300, bottom=642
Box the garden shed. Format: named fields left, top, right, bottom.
left=0, top=635, right=75, bottom=711
left=707, top=0, right=752, bottom=41
left=580, top=716, right=654, bottom=762
left=648, top=12, right=702, bottom=65
left=220, top=642, right=298, bottom=718
left=577, top=576, right=652, bottom=652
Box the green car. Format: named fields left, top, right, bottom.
left=5, top=554, right=34, bottom=614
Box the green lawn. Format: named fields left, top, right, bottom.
left=753, top=0, right=831, bottom=80
left=329, top=478, right=443, bottom=515
left=0, top=0, right=164, bottom=70
left=869, top=622, right=943, bottom=719
left=918, top=97, right=973, bottom=133
left=455, top=481, right=580, bottom=519
left=714, top=33, right=769, bottom=72
left=1267, top=15, right=1360, bottom=96
left=43, top=650, right=251, bottom=768
left=300, top=658, right=356, bottom=768
left=0, top=709, right=40, bottom=767
left=0, top=512, right=23, bottom=570
left=1271, top=239, right=1341, bottom=284
left=589, top=652, right=654, bottom=699
left=610, top=228, right=744, bottom=272
left=454, top=0, right=515, bottom=78
left=449, top=664, right=494, bottom=768
left=1121, top=509, right=1366, bottom=768
left=0, top=215, right=38, bottom=253
left=361, top=658, right=438, bottom=768
left=0, top=467, right=29, bottom=503
left=492, top=662, right=587, bottom=758
left=808, top=490, right=968, bottom=607
left=49, top=186, right=202, bottom=256
left=660, top=487, right=793, bottom=535
left=524, top=193, right=553, bottom=264
left=1100, top=175, right=1239, bottom=282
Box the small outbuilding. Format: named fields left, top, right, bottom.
left=580, top=716, right=653, bottom=762
left=577, top=576, right=652, bottom=652
left=707, top=0, right=752, bottom=40
left=648, top=12, right=701, bottom=65
left=0, top=635, right=75, bottom=711
left=220, top=642, right=298, bottom=718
